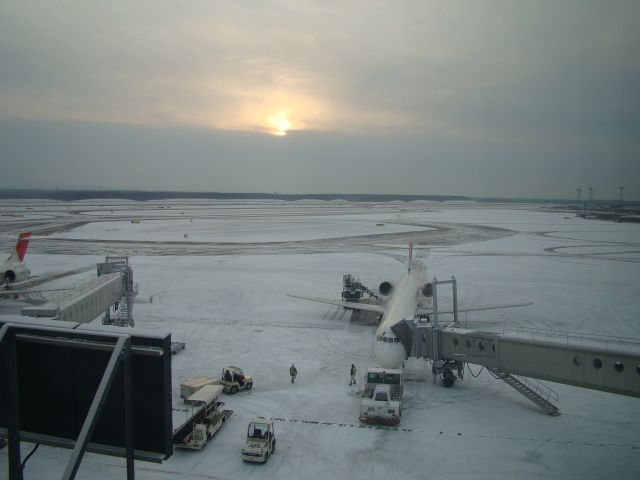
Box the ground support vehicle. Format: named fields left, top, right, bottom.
left=180, top=376, right=219, bottom=400
left=359, top=367, right=403, bottom=425
left=241, top=418, right=276, bottom=463
left=221, top=366, right=253, bottom=394
left=170, top=341, right=186, bottom=355
left=173, top=385, right=232, bottom=450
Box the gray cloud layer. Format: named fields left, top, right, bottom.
left=1, top=1, right=639, bottom=198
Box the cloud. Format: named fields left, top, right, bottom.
left=0, top=1, right=639, bottom=197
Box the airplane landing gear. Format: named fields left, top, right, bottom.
left=442, top=368, right=455, bottom=388
left=434, top=360, right=464, bottom=387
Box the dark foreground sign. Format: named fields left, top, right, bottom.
left=0, top=319, right=173, bottom=463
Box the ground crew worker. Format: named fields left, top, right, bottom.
left=349, top=364, right=357, bottom=385
left=290, top=364, right=297, bottom=383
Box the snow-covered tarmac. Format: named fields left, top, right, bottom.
left=1, top=200, right=640, bottom=479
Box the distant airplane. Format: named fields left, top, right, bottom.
left=1, top=232, right=32, bottom=287
left=289, top=243, right=531, bottom=368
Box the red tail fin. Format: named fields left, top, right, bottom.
left=15, top=231, right=31, bottom=262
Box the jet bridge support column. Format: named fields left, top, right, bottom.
left=431, top=278, right=439, bottom=383
left=392, top=276, right=460, bottom=379
left=429, top=277, right=460, bottom=385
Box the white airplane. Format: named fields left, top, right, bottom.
left=289, top=244, right=531, bottom=369
left=1, top=231, right=32, bottom=286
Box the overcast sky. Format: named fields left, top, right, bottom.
left=1, top=1, right=638, bottom=199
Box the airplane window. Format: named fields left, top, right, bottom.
left=593, top=358, right=602, bottom=369
left=614, top=362, right=624, bottom=372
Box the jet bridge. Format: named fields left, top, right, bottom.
left=19, top=256, right=136, bottom=326
left=20, top=273, right=122, bottom=323
left=392, top=277, right=640, bottom=415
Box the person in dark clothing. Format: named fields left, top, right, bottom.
left=290, top=364, right=297, bottom=383
left=349, top=364, right=357, bottom=385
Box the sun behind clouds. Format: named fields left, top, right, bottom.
left=268, top=110, right=292, bottom=136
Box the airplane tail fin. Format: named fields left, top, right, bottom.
left=9, top=232, right=31, bottom=262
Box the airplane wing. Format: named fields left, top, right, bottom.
left=287, top=293, right=386, bottom=314
left=417, top=301, right=532, bottom=315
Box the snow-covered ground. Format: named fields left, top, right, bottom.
left=1, top=201, right=639, bottom=480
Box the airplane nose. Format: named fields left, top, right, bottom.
left=374, top=338, right=405, bottom=369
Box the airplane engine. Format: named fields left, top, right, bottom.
left=379, top=281, right=394, bottom=296
left=2, top=265, right=30, bottom=284
left=421, top=283, right=433, bottom=297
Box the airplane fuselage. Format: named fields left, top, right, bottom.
left=373, top=262, right=426, bottom=368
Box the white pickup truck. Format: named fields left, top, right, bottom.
left=359, top=367, right=403, bottom=425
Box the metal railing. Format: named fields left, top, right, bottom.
left=513, top=373, right=559, bottom=402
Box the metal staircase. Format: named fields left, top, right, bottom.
left=488, top=368, right=560, bottom=416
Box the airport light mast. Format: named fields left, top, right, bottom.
left=576, top=188, right=581, bottom=217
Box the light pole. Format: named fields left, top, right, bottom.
left=620, top=186, right=624, bottom=211
left=576, top=188, right=581, bottom=217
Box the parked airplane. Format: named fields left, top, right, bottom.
left=289, top=244, right=530, bottom=369
left=1, top=232, right=32, bottom=287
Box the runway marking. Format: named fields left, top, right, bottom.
left=229, top=413, right=640, bottom=450
left=269, top=416, right=413, bottom=432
